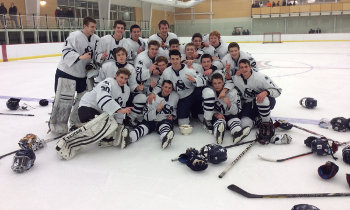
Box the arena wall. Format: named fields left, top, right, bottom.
left=0, top=33, right=349, bottom=62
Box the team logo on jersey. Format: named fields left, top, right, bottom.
left=244, top=88, right=259, bottom=98
left=175, top=80, right=187, bottom=91
left=85, top=46, right=93, bottom=58
left=214, top=101, right=225, bottom=114
left=115, top=97, right=123, bottom=106
left=161, top=104, right=173, bottom=115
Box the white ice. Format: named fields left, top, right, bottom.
left=0, top=42, right=350, bottom=210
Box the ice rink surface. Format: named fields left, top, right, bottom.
left=0, top=41, right=350, bottom=210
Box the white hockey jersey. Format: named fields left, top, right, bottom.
left=79, top=78, right=130, bottom=121
left=221, top=51, right=258, bottom=76
left=143, top=91, right=179, bottom=122
left=153, top=64, right=206, bottom=99
left=213, top=42, right=228, bottom=59
left=95, top=35, right=132, bottom=65
left=148, top=32, right=178, bottom=58
left=94, top=62, right=137, bottom=92
left=57, top=30, right=100, bottom=78
left=213, top=88, right=242, bottom=116
left=233, top=71, right=282, bottom=103
left=134, top=50, right=156, bottom=83
left=127, top=37, right=147, bottom=65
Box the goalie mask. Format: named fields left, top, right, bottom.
left=6, top=98, right=21, bottom=110
left=11, top=149, right=36, bottom=173
left=18, top=133, right=46, bottom=151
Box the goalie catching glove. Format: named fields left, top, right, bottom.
left=200, top=144, right=227, bottom=164
left=178, top=148, right=208, bottom=171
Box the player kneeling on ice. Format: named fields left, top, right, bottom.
left=203, top=73, right=250, bottom=145
left=55, top=68, right=132, bottom=160
left=121, top=80, right=179, bottom=149
left=231, top=59, right=282, bottom=144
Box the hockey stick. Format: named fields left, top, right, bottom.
left=0, top=113, right=34, bottom=116
left=0, top=134, right=64, bottom=160
left=170, top=139, right=258, bottom=162
left=227, top=184, right=350, bottom=198
left=258, top=151, right=313, bottom=162
left=218, top=141, right=256, bottom=178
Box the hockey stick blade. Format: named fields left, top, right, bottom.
left=227, top=184, right=350, bottom=198
left=258, top=151, right=313, bottom=162
left=219, top=141, right=255, bottom=178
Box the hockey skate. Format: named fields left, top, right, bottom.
left=232, top=126, right=251, bottom=144
left=120, top=127, right=132, bottom=149
left=161, top=130, right=174, bottom=149
left=56, top=138, right=80, bottom=160
left=215, top=121, right=226, bottom=145
left=203, top=119, right=214, bottom=134
left=98, top=124, right=125, bottom=147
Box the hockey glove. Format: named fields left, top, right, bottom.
left=342, top=146, right=350, bottom=165
left=299, top=97, right=317, bottom=109
left=186, top=156, right=208, bottom=171
left=200, top=144, right=227, bottom=164
left=274, top=120, right=293, bottom=130
left=330, top=117, right=349, bottom=132
left=292, top=204, right=320, bottom=210
left=270, top=134, right=292, bottom=144
left=39, top=99, right=49, bottom=106
left=318, top=161, right=339, bottom=179
left=178, top=148, right=199, bottom=164
left=346, top=174, right=350, bottom=188
left=304, top=136, right=318, bottom=148
left=318, top=118, right=330, bottom=129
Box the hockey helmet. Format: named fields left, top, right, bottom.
left=11, top=149, right=36, bottom=173
left=6, top=98, right=21, bottom=110
left=330, top=117, right=349, bottom=132
left=18, top=133, right=45, bottom=151
left=200, top=144, right=227, bottom=164
left=299, top=97, right=317, bottom=109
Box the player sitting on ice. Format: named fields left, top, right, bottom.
left=204, top=73, right=250, bottom=144
left=221, top=42, right=258, bottom=80
left=124, top=40, right=160, bottom=127
left=233, top=59, right=281, bottom=144
left=55, top=68, right=132, bottom=160
left=148, top=50, right=206, bottom=128
left=121, top=80, right=179, bottom=149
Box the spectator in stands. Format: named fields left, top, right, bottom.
left=267, top=1, right=272, bottom=7
left=277, top=1, right=280, bottom=6
left=316, top=27, right=321, bottom=33
left=0, top=3, right=7, bottom=28
left=9, top=2, right=18, bottom=28
left=282, top=0, right=286, bottom=6
left=65, top=7, right=74, bottom=27
left=246, top=29, right=250, bottom=35
left=308, top=28, right=314, bottom=34
left=272, top=1, right=276, bottom=7
left=259, top=1, right=263, bottom=7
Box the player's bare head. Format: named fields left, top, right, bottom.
left=156, top=56, right=168, bottom=65
left=211, top=73, right=224, bottom=91
left=201, top=54, right=213, bottom=63
left=113, top=47, right=128, bottom=57
left=156, top=56, right=168, bottom=72
left=113, top=47, right=127, bottom=63
left=209, top=30, right=221, bottom=40
left=83, top=17, right=96, bottom=27
left=192, top=33, right=203, bottom=48
left=239, top=59, right=250, bottom=66
left=228, top=42, right=240, bottom=51
left=116, top=68, right=131, bottom=77
left=169, top=39, right=180, bottom=50
left=113, top=20, right=126, bottom=30
left=185, top=43, right=196, bottom=51
left=158, top=20, right=169, bottom=29
left=148, top=40, right=160, bottom=49
left=192, top=33, right=203, bottom=42
left=162, top=80, right=174, bottom=89
left=130, top=24, right=141, bottom=33
left=169, top=50, right=181, bottom=59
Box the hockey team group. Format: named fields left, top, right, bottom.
left=9, top=16, right=350, bottom=178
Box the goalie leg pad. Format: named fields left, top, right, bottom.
left=56, top=112, right=118, bottom=160
left=69, top=91, right=86, bottom=128
left=49, top=78, right=76, bottom=134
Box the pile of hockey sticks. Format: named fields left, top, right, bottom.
left=258, top=120, right=350, bottom=162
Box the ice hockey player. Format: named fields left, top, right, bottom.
left=221, top=42, right=258, bottom=79
left=124, top=40, right=160, bottom=127
left=121, top=80, right=179, bottom=149
left=233, top=59, right=281, bottom=144
left=208, top=31, right=228, bottom=61
left=94, top=47, right=139, bottom=93
left=148, top=50, right=206, bottom=127
left=191, top=33, right=215, bottom=56
left=203, top=73, right=250, bottom=144
left=95, top=20, right=131, bottom=65
left=55, top=68, right=132, bottom=160
left=182, top=43, right=201, bottom=66
left=49, top=17, right=100, bottom=134
left=148, top=20, right=178, bottom=58
left=127, top=24, right=147, bottom=65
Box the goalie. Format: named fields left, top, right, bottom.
left=56, top=68, right=132, bottom=160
